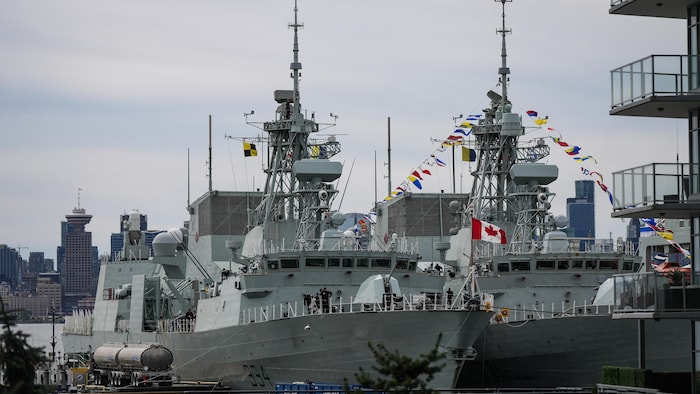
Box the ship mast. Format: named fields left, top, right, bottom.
left=248, top=1, right=342, bottom=252
left=497, top=0, right=510, bottom=112
left=467, top=0, right=557, bottom=254
left=254, top=0, right=312, bottom=228
left=467, top=0, right=520, bottom=227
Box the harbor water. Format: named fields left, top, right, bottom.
left=18, top=322, right=64, bottom=360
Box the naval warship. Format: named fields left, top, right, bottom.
left=61, top=2, right=493, bottom=390
left=433, top=0, right=690, bottom=388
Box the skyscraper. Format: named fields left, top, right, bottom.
left=566, top=180, right=595, bottom=250
left=0, top=245, right=19, bottom=288
left=61, top=206, right=96, bottom=311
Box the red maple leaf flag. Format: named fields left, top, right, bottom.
left=471, top=217, right=507, bottom=244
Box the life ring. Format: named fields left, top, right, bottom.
left=494, top=314, right=504, bottom=323
left=483, top=301, right=493, bottom=313
left=501, top=307, right=510, bottom=317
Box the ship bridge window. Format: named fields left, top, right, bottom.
left=408, top=261, right=417, bottom=271
left=305, top=258, right=325, bottom=268
left=357, top=258, right=369, bottom=268
left=571, top=260, right=584, bottom=269
left=599, top=260, right=618, bottom=270
left=281, top=259, right=299, bottom=269
left=585, top=260, right=597, bottom=269
left=342, top=258, right=354, bottom=268
left=267, top=260, right=279, bottom=270
left=372, top=259, right=391, bottom=268
left=497, top=263, right=510, bottom=272
left=633, top=261, right=642, bottom=272
left=328, top=258, right=340, bottom=267
left=396, top=259, right=408, bottom=270
left=536, top=260, right=555, bottom=270
left=623, top=259, right=634, bottom=271
left=557, top=261, right=570, bottom=270
left=511, top=261, right=530, bottom=271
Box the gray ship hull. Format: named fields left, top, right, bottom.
left=65, top=308, right=490, bottom=390
left=459, top=314, right=690, bottom=388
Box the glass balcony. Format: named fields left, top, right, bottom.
left=610, top=0, right=687, bottom=18
left=611, top=271, right=700, bottom=319
left=611, top=55, right=689, bottom=111
left=612, top=162, right=692, bottom=211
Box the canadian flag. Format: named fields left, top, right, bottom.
left=471, top=218, right=507, bottom=244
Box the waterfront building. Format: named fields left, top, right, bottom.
left=608, top=1, right=700, bottom=391
left=60, top=206, right=98, bottom=311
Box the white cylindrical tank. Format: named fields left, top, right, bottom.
left=117, top=344, right=152, bottom=370
left=93, top=344, right=173, bottom=372
left=93, top=345, right=124, bottom=369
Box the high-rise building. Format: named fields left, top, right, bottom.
left=566, top=180, right=595, bottom=249
left=61, top=207, right=96, bottom=311
left=609, top=1, right=700, bottom=390
left=56, top=221, right=72, bottom=277
left=23, top=251, right=46, bottom=292
left=28, top=252, right=44, bottom=275
left=0, top=245, right=19, bottom=288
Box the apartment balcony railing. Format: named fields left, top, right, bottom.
left=612, top=162, right=692, bottom=211
left=611, top=55, right=689, bottom=111
left=611, top=272, right=700, bottom=319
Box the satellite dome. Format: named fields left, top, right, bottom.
left=167, top=227, right=188, bottom=247
left=153, top=232, right=177, bottom=256
left=553, top=215, right=569, bottom=229
left=331, top=213, right=345, bottom=227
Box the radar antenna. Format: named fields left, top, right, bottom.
left=497, top=0, right=512, bottom=110
left=290, top=0, right=304, bottom=115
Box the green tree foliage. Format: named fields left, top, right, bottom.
left=350, top=333, right=446, bottom=394
left=0, top=298, right=48, bottom=394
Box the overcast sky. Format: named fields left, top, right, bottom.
left=0, top=0, right=687, bottom=262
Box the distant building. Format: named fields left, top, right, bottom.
left=0, top=245, right=19, bottom=288
left=60, top=207, right=98, bottom=311
left=36, top=277, right=62, bottom=315
left=566, top=180, right=595, bottom=250
left=625, top=217, right=641, bottom=255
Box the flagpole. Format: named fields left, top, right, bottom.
left=208, top=114, right=213, bottom=193
left=387, top=117, right=392, bottom=197
left=452, top=145, right=456, bottom=193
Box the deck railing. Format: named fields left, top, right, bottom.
left=65, top=290, right=488, bottom=336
